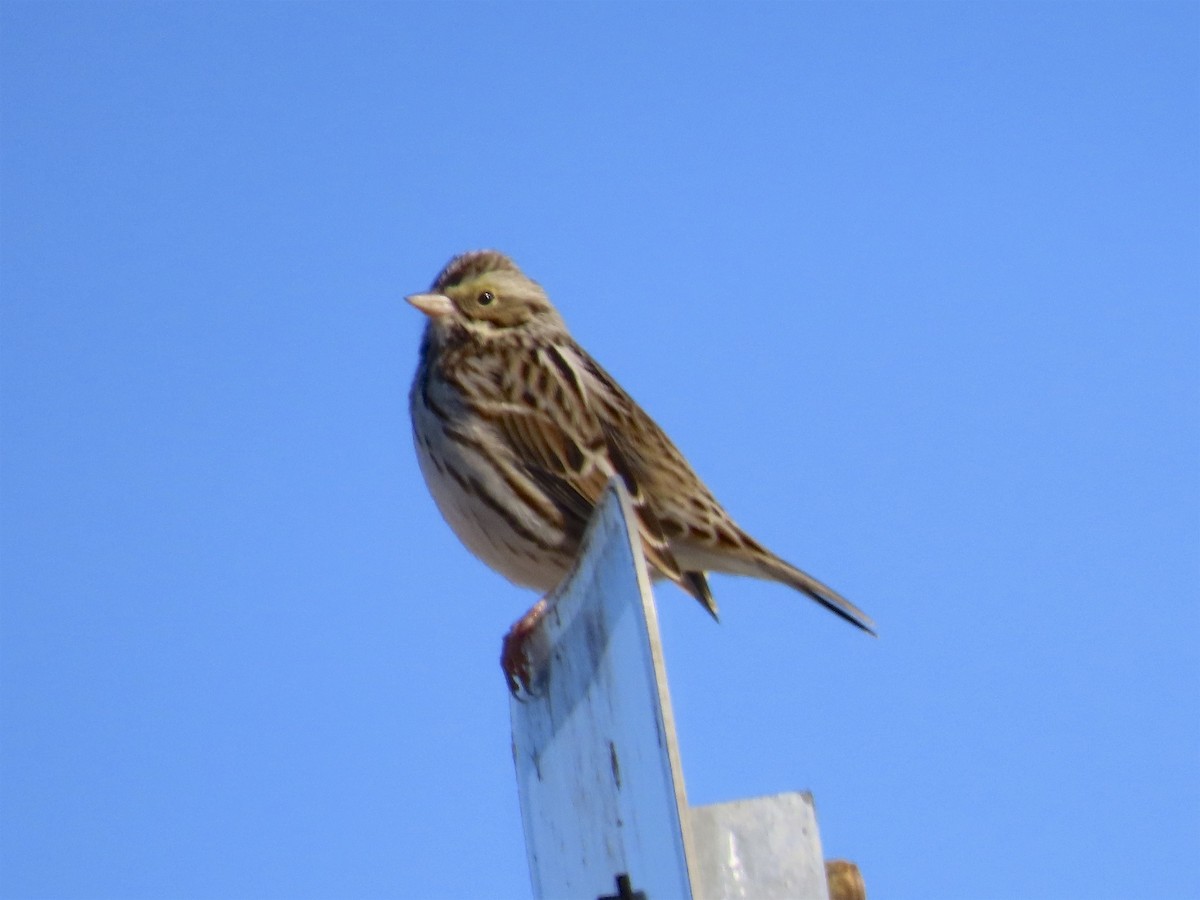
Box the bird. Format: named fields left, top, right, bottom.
left=406, top=250, right=874, bottom=691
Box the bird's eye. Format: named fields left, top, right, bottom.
left=478, top=291, right=495, bottom=306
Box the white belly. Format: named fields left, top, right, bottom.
left=411, top=396, right=570, bottom=593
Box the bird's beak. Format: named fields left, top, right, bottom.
left=405, top=292, right=454, bottom=318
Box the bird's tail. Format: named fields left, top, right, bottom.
left=666, top=524, right=876, bottom=634
left=762, top=553, right=877, bottom=635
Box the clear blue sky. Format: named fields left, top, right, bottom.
left=2, top=3, right=1197, bottom=899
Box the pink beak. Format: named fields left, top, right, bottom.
left=406, top=292, right=454, bottom=318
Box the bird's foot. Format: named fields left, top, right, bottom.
left=501, top=597, right=549, bottom=698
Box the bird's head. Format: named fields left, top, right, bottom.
left=406, top=250, right=564, bottom=336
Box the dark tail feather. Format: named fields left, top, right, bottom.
left=680, top=570, right=719, bottom=620
left=768, top=557, right=876, bottom=635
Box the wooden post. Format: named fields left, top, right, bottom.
left=509, top=479, right=693, bottom=899
left=510, top=480, right=853, bottom=899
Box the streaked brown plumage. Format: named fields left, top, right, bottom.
left=407, top=250, right=874, bottom=643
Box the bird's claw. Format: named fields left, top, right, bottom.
left=501, top=597, right=548, bottom=699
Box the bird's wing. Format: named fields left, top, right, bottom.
left=572, top=349, right=875, bottom=635
left=484, top=341, right=714, bottom=613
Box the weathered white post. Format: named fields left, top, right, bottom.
left=509, top=480, right=841, bottom=900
